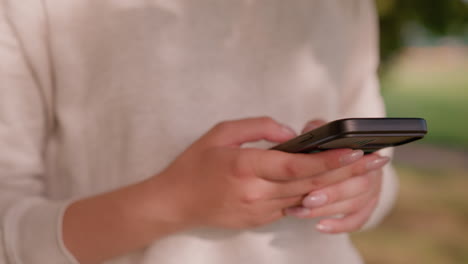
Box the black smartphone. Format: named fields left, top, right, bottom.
left=271, top=118, right=427, bottom=154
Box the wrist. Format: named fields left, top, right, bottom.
left=136, top=172, right=195, bottom=233
left=63, top=177, right=189, bottom=263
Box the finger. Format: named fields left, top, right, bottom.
left=267, top=170, right=376, bottom=200
left=302, top=170, right=380, bottom=208
left=302, top=119, right=327, bottom=133
left=268, top=195, right=304, bottom=209
left=293, top=190, right=378, bottom=219
left=204, top=117, right=296, bottom=146
left=256, top=148, right=364, bottom=181
left=305, top=154, right=389, bottom=189
left=315, top=197, right=379, bottom=234
left=264, top=210, right=287, bottom=225
left=267, top=196, right=305, bottom=222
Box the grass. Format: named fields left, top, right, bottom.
left=351, top=166, right=468, bottom=264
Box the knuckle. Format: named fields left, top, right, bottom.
left=240, top=191, right=263, bottom=204
left=213, top=121, right=233, bottom=133
left=283, top=159, right=301, bottom=179
left=307, top=177, right=324, bottom=190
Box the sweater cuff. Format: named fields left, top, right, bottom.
left=3, top=198, right=79, bottom=264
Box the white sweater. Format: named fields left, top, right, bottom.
left=0, top=0, right=398, bottom=263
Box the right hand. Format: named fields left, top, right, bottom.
left=149, top=117, right=381, bottom=230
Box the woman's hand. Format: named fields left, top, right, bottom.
left=285, top=120, right=389, bottom=234
left=63, top=117, right=388, bottom=263
left=150, top=117, right=385, bottom=230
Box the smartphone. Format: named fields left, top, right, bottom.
left=271, top=118, right=427, bottom=154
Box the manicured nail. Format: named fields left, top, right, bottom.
left=340, top=150, right=364, bottom=166
left=303, top=193, right=328, bottom=208
left=366, top=157, right=390, bottom=171
left=284, top=207, right=311, bottom=217
left=316, top=223, right=333, bottom=233
left=281, top=125, right=296, bottom=137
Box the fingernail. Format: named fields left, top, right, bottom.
left=284, top=207, right=311, bottom=217
left=366, top=157, right=390, bottom=171
left=316, top=223, right=333, bottom=233
left=281, top=125, right=297, bottom=137
left=340, top=150, right=364, bottom=166
left=303, top=193, right=328, bottom=208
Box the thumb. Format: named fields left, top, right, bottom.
left=302, top=119, right=327, bottom=134
left=204, top=117, right=297, bottom=146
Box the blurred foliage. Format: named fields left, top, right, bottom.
left=375, top=0, right=468, bottom=149
left=376, top=0, right=468, bottom=66
left=382, top=67, right=468, bottom=149
left=352, top=165, right=468, bottom=264
left=361, top=4, right=468, bottom=263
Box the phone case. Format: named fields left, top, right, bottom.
left=271, top=118, right=427, bottom=153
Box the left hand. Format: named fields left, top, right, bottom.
left=284, top=120, right=388, bottom=234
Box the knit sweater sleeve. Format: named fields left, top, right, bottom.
left=0, top=1, right=77, bottom=263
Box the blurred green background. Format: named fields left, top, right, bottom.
left=351, top=1, right=468, bottom=263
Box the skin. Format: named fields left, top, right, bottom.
left=63, top=117, right=388, bottom=264
left=285, top=120, right=387, bottom=233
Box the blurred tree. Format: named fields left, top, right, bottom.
left=376, top=0, right=468, bottom=67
